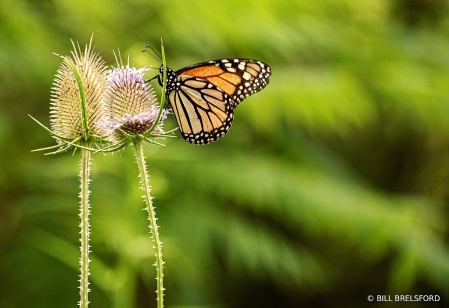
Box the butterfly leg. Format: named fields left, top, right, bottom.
left=144, top=74, right=163, bottom=87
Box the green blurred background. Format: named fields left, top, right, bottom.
left=1, top=0, right=449, bottom=307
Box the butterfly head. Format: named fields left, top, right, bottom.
left=159, top=65, right=175, bottom=75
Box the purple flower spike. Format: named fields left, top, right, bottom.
left=96, top=64, right=168, bottom=142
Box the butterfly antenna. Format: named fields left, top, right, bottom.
left=142, top=49, right=162, bottom=63
left=143, top=46, right=163, bottom=62
left=147, top=45, right=163, bottom=60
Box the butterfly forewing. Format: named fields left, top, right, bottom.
left=179, top=59, right=271, bottom=105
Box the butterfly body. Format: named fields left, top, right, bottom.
left=154, top=59, right=271, bottom=144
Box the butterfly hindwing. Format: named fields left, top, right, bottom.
left=168, top=75, right=234, bottom=144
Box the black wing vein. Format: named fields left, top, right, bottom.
left=179, top=87, right=207, bottom=133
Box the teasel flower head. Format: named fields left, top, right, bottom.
left=50, top=41, right=108, bottom=140
left=30, top=38, right=109, bottom=154
left=95, top=63, right=171, bottom=150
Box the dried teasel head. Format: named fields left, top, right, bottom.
left=50, top=40, right=108, bottom=140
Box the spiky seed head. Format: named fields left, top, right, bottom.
left=96, top=65, right=167, bottom=142
left=50, top=42, right=108, bottom=139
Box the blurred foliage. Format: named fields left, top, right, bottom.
left=1, top=0, right=449, bottom=307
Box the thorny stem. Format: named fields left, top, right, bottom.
left=79, top=144, right=91, bottom=308
left=133, top=138, right=164, bottom=308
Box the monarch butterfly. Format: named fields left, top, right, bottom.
left=146, top=56, right=271, bottom=144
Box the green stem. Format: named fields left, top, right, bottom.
left=133, top=138, right=164, bottom=308
left=79, top=144, right=91, bottom=308
left=144, top=38, right=167, bottom=138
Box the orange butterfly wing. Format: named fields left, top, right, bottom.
left=179, top=59, right=271, bottom=106
left=166, top=59, right=271, bottom=144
